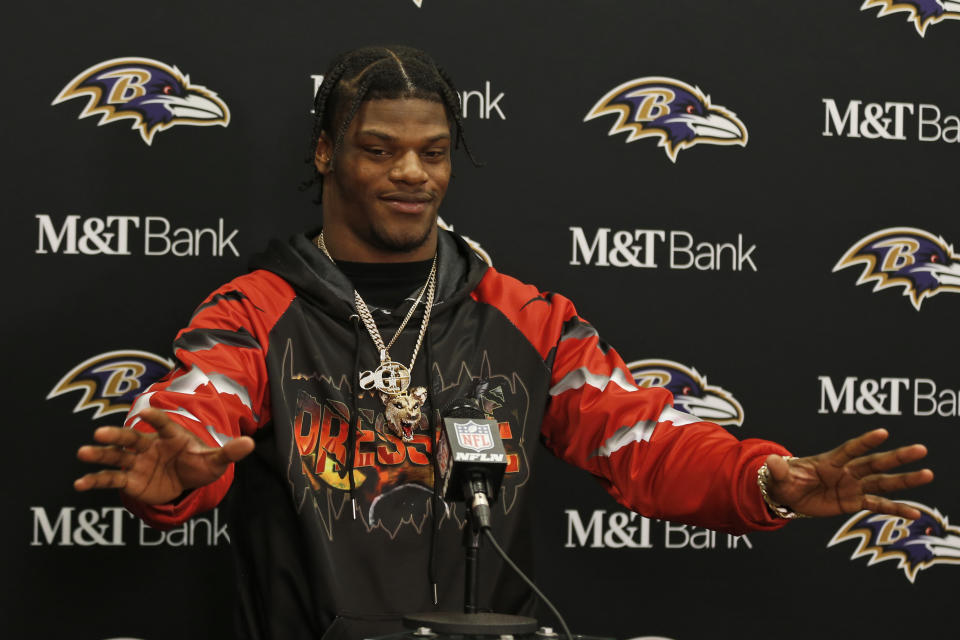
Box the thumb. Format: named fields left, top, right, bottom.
left=765, top=453, right=791, bottom=483
left=211, top=435, right=255, bottom=465
left=137, top=407, right=189, bottom=437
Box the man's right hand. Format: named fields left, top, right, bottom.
left=74, top=408, right=255, bottom=504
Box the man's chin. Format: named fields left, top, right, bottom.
left=376, top=235, right=431, bottom=254
left=369, top=220, right=437, bottom=255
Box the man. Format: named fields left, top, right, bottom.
left=74, top=46, right=932, bottom=640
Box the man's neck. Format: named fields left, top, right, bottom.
left=336, top=259, right=435, bottom=308
left=320, top=225, right=438, bottom=263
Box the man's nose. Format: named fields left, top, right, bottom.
left=390, top=150, right=428, bottom=184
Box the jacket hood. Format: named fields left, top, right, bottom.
left=248, top=228, right=489, bottom=320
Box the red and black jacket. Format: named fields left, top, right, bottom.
left=124, top=229, right=789, bottom=640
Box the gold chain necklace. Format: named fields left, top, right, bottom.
left=315, top=231, right=435, bottom=441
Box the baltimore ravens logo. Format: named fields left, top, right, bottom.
left=828, top=501, right=960, bottom=582
left=834, top=227, right=960, bottom=310
left=48, top=350, right=174, bottom=419
left=627, top=359, right=744, bottom=426
left=584, top=77, right=748, bottom=163
left=861, top=0, right=960, bottom=37
left=52, top=57, right=230, bottom=145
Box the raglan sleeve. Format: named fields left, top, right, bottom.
left=121, top=271, right=294, bottom=529
left=470, top=265, right=793, bottom=534
left=537, top=293, right=791, bottom=534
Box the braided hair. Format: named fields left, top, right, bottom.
left=305, top=45, right=480, bottom=198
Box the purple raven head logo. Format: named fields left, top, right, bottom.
left=828, top=501, right=960, bottom=582
left=627, top=359, right=744, bottom=426
left=584, top=77, right=747, bottom=163
left=862, top=0, right=960, bottom=37
left=52, top=57, right=230, bottom=145
left=833, top=227, right=960, bottom=310
left=47, top=350, right=174, bottom=419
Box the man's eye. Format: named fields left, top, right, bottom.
left=365, top=147, right=388, bottom=156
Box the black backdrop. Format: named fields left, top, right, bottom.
left=5, top=1, right=957, bottom=638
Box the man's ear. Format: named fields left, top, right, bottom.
left=314, top=133, right=333, bottom=174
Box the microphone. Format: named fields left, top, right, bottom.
left=437, top=384, right=508, bottom=530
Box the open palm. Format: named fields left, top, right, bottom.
left=765, top=429, right=932, bottom=520
left=74, top=408, right=254, bottom=504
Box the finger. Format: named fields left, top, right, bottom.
left=77, top=444, right=137, bottom=469
left=73, top=469, right=128, bottom=492
left=829, top=428, right=889, bottom=467
left=860, top=495, right=923, bottom=520
left=92, top=426, right=130, bottom=445
left=93, top=426, right=155, bottom=453
left=860, top=468, right=934, bottom=494
left=846, top=444, right=928, bottom=477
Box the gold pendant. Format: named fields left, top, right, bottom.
left=381, top=387, right=427, bottom=442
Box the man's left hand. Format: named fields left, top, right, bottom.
left=764, top=429, right=933, bottom=520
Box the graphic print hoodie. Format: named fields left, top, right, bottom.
left=124, top=230, right=789, bottom=639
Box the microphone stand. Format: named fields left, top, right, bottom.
left=463, top=475, right=492, bottom=614
left=403, top=397, right=540, bottom=636
left=402, top=476, right=538, bottom=635
left=463, top=506, right=481, bottom=614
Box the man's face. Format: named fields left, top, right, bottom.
left=315, top=98, right=452, bottom=262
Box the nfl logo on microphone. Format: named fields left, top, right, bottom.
left=455, top=421, right=494, bottom=452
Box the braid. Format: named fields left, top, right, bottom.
left=304, top=45, right=482, bottom=200
left=308, top=60, right=348, bottom=161
left=330, top=75, right=376, bottom=162
left=300, top=60, right=349, bottom=195
left=436, top=65, right=481, bottom=167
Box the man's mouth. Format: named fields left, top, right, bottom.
left=381, top=192, right=433, bottom=214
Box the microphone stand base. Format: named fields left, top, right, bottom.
left=403, top=611, right=538, bottom=634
